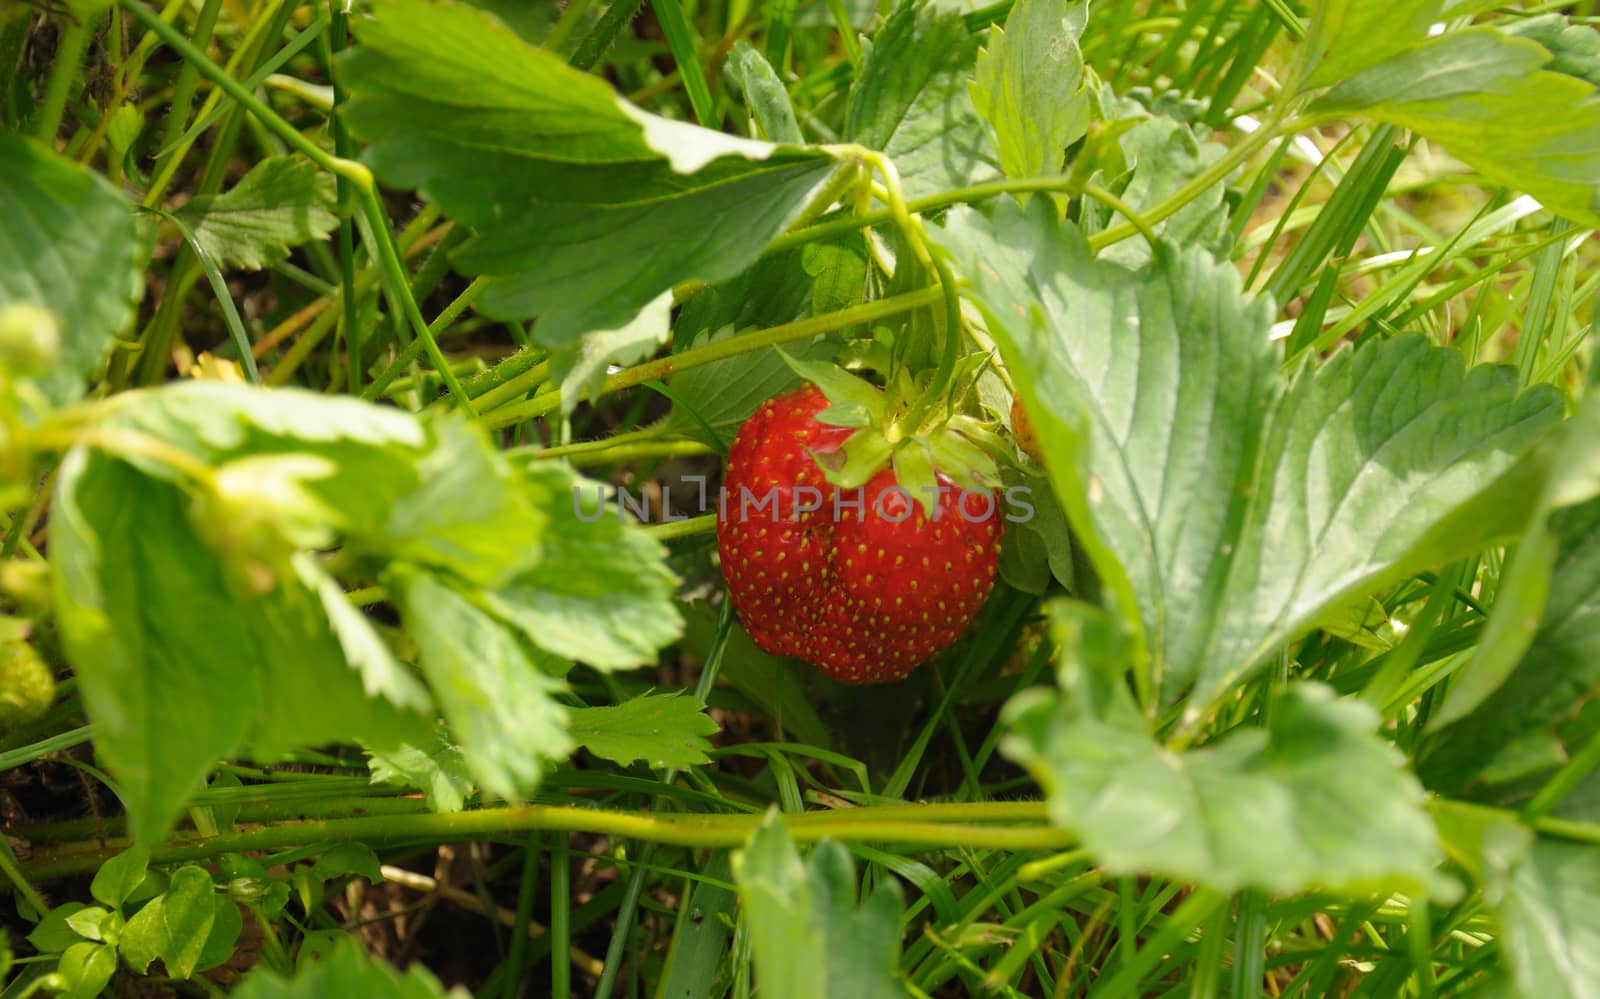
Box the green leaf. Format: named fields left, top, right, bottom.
left=1003, top=682, right=1441, bottom=895
left=460, top=0, right=553, bottom=43
left=803, top=237, right=869, bottom=316
left=120, top=866, right=217, bottom=978
left=0, top=131, right=140, bottom=405
left=549, top=291, right=672, bottom=415
left=1420, top=497, right=1600, bottom=807
left=89, top=382, right=543, bottom=587
left=307, top=843, right=384, bottom=886
left=294, top=555, right=433, bottom=712
left=373, top=415, right=546, bottom=586
left=193, top=896, right=243, bottom=974
left=65, top=384, right=439, bottom=714
left=659, top=336, right=841, bottom=447
left=937, top=200, right=1562, bottom=709
left=726, top=40, right=803, bottom=144
left=890, top=438, right=938, bottom=516
left=392, top=571, right=571, bottom=802
left=845, top=0, right=999, bottom=197
left=51, top=451, right=429, bottom=843
left=339, top=0, right=839, bottom=344
left=1431, top=379, right=1600, bottom=726
left=1093, top=108, right=1229, bottom=268
left=231, top=935, right=462, bottom=999
left=367, top=725, right=475, bottom=813
left=62, top=906, right=117, bottom=944
left=47, top=381, right=637, bottom=838
left=53, top=941, right=116, bottom=999
left=173, top=156, right=338, bottom=270
left=672, top=251, right=813, bottom=350
left=1485, top=835, right=1600, bottom=997
left=483, top=462, right=683, bottom=671
left=28, top=903, right=91, bottom=954
left=734, top=813, right=822, bottom=999
left=997, top=470, right=1073, bottom=595
left=1503, top=14, right=1600, bottom=88
left=1300, top=0, right=1450, bottom=89
left=106, top=102, right=143, bottom=175
left=733, top=812, right=906, bottom=999
left=658, top=852, right=738, bottom=999
left=969, top=0, right=1090, bottom=183
left=1310, top=27, right=1600, bottom=228
left=90, top=845, right=150, bottom=909
left=104, top=382, right=426, bottom=468
left=568, top=692, right=719, bottom=768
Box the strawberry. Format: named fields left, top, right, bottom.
left=717, top=382, right=1003, bottom=684
left=1011, top=396, right=1044, bottom=465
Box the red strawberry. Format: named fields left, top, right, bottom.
left=717, top=383, right=1003, bottom=684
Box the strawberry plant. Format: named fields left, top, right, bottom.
left=0, top=0, right=1598, bottom=994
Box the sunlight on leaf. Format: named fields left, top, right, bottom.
left=174, top=156, right=337, bottom=270
left=1300, top=0, right=1449, bottom=89
left=485, top=462, right=684, bottom=671
left=1484, top=832, right=1600, bottom=998
left=1311, top=27, right=1600, bottom=228
left=1004, top=681, right=1443, bottom=895
left=937, top=199, right=1562, bottom=712
left=339, top=0, right=840, bottom=343
left=367, top=726, right=474, bottom=814
left=844, top=0, right=999, bottom=197
left=970, top=0, right=1090, bottom=185
left=51, top=452, right=428, bottom=843
left=393, top=571, right=571, bottom=802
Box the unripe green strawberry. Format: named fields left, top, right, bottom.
left=717, top=384, right=1003, bottom=684
left=0, top=639, right=54, bottom=728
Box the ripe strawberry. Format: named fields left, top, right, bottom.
left=717, top=383, right=1003, bottom=684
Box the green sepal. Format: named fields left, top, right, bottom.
left=778, top=349, right=886, bottom=415
left=925, top=428, right=1001, bottom=491
left=815, top=403, right=875, bottom=428
left=810, top=428, right=895, bottom=490
left=946, top=414, right=1015, bottom=463
left=891, top=439, right=940, bottom=518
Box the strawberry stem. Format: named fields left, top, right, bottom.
left=16, top=802, right=1072, bottom=882
left=895, top=247, right=968, bottom=439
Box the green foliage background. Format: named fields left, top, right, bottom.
left=0, top=0, right=1598, bottom=994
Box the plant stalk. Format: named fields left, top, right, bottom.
left=17, top=801, right=1061, bottom=883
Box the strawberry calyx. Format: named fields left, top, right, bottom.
left=778, top=349, right=1010, bottom=516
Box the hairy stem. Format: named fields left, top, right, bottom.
left=18, top=801, right=1063, bottom=882
left=478, top=287, right=944, bottom=428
